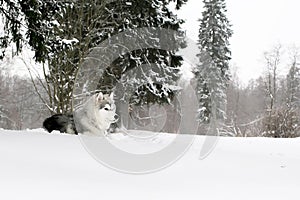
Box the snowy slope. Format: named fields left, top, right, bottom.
left=0, top=129, right=299, bottom=200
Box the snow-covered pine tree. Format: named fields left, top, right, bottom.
left=194, top=0, right=232, bottom=123
left=283, top=52, right=300, bottom=137
left=47, top=0, right=186, bottom=112
left=0, top=0, right=74, bottom=114
left=0, top=0, right=54, bottom=61
left=286, top=56, right=300, bottom=108
left=2, top=0, right=187, bottom=114
left=0, top=0, right=23, bottom=59
left=96, top=0, right=187, bottom=105
left=20, top=1, right=108, bottom=114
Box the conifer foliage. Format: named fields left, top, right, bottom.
left=194, top=0, right=232, bottom=123
left=1, top=0, right=187, bottom=113
left=96, top=0, right=187, bottom=105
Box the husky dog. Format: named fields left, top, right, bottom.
left=74, top=92, right=117, bottom=135
left=43, top=92, right=118, bottom=136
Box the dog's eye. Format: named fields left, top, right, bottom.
left=104, top=107, right=109, bottom=111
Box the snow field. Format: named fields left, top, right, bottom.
left=0, top=129, right=299, bottom=200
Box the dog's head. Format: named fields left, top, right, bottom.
left=95, top=92, right=118, bottom=123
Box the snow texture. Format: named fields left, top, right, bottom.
left=0, top=129, right=299, bottom=200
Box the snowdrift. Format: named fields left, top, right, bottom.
left=0, top=129, right=299, bottom=200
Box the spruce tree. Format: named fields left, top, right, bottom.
left=96, top=0, right=187, bottom=106
left=0, top=0, right=60, bottom=61
left=194, top=0, right=232, bottom=123
left=1, top=0, right=187, bottom=113
left=286, top=58, right=300, bottom=108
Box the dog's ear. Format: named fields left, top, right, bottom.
left=96, top=92, right=104, bottom=102
left=109, top=92, right=114, bottom=100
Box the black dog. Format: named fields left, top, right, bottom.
left=43, top=114, right=78, bottom=135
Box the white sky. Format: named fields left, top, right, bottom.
left=176, top=0, right=300, bottom=84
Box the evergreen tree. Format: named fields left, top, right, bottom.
left=96, top=0, right=187, bottom=106
left=194, top=0, right=232, bottom=123
left=286, top=57, right=300, bottom=108
left=47, top=0, right=187, bottom=112
left=0, top=0, right=60, bottom=61
left=0, top=0, right=23, bottom=59
left=1, top=0, right=187, bottom=113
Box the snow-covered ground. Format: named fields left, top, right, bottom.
left=0, top=129, right=299, bottom=200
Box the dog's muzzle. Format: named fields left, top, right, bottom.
left=111, top=114, right=119, bottom=123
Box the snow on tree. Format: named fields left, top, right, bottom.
left=0, top=0, right=56, bottom=61
left=2, top=0, right=187, bottom=115
left=0, top=0, right=73, bottom=114
left=286, top=48, right=300, bottom=108
left=95, top=0, right=187, bottom=106
left=0, top=0, right=23, bottom=59
left=260, top=45, right=300, bottom=138
left=0, top=72, right=11, bottom=128
left=194, top=0, right=233, bottom=123
left=66, top=0, right=187, bottom=130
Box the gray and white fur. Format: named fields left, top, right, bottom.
left=74, top=92, right=117, bottom=136
left=43, top=92, right=117, bottom=136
